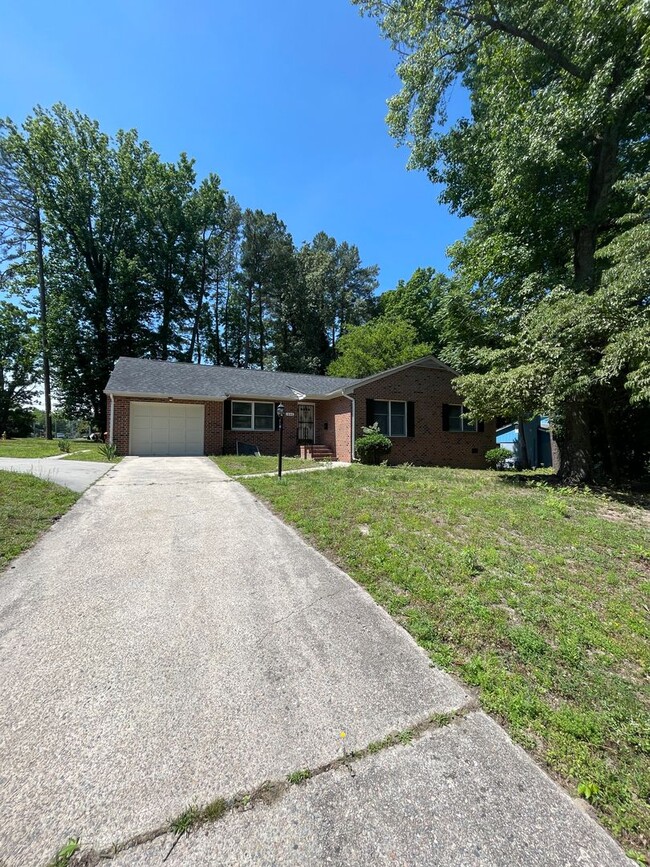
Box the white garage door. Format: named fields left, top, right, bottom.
left=129, top=402, right=205, bottom=456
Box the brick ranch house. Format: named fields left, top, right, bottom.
left=104, top=355, right=496, bottom=467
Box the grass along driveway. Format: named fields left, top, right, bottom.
left=212, top=454, right=319, bottom=476
left=242, top=465, right=650, bottom=859
left=0, top=473, right=78, bottom=571
left=0, top=437, right=96, bottom=459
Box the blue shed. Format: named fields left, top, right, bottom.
left=496, top=416, right=552, bottom=468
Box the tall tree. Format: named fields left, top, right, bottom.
left=238, top=210, right=296, bottom=368
left=4, top=105, right=154, bottom=427
left=0, top=301, right=39, bottom=436
left=355, top=0, right=650, bottom=483
left=0, top=129, right=53, bottom=437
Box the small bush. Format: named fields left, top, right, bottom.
left=99, top=442, right=118, bottom=461
left=57, top=439, right=72, bottom=453
left=485, top=447, right=512, bottom=470
left=355, top=423, right=392, bottom=465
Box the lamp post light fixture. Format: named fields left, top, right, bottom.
left=276, top=403, right=285, bottom=478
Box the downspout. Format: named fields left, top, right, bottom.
left=109, top=394, right=115, bottom=445
left=342, top=392, right=355, bottom=462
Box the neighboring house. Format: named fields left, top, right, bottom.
left=496, top=416, right=553, bottom=468
left=104, top=355, right=496, bottom=466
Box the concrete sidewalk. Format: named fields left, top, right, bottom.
left=0, top=455, right=112, bottom=491
left=0, top=457, right=631, bottom=866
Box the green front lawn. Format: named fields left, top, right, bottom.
left=0, top=472, right=78, bottom=571
left=212, top=454, right=320, bottom=476
left=0, top=437, right=90, bottom=459
left=242, top=465, right=650, bottom=858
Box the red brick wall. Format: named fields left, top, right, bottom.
left=109, top=396, right=223, bottom=456
left=353, top=365, right=496, bottom=468
left=316, top=396, right=353, bottom=462
left=222, top=399, right=300, bottom=456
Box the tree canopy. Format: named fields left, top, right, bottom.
left=355, top=0, right=650, bottom=482
left=0, top=105, right=380, bottom=429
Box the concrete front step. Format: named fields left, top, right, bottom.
left=300, top=445, right=337, bottom=461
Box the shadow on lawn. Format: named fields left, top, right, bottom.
left=496, top=471, right=650, bottom=512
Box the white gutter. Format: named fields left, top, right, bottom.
left=109, top=393, right=115, bottom=445
left=342, top=392, right=356, bottom=462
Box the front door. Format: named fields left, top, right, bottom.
left=298, top=403, right=315, bottom=444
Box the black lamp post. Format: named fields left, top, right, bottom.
left=276, top=403, right=285, bottom=478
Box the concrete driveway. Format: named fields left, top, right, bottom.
left=0, top=454, right=112, bottom=491
left=0, top=458, right=631, bottom=866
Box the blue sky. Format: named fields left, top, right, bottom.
left=0, top=0, right=470, bottom=293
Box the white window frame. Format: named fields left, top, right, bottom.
left=448, top=404, right=477, bottom=433
left=231, top=400, right=275, bottom=432
left=374, top=400, right=407, bottom=438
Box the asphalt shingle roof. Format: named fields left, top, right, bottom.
left=105, top=357, right=360, bottom=400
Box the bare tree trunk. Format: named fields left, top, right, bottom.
left=258, top=283, right=265, bottom=370
left=34, top=208, right=52, bottom=439
left=244, top=282, right=253, bottom=367
left=517, top=416, right=530, bottom=469
left=600, top=397, right=620, bottom=484
left=557, top=401, right=592, bottom=485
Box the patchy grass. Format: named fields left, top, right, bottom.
left=61, top=442, right=121, bottom=463
left=212, top=454, right=320, bottom=476
left=242, top=465, right=650, bottom=856
left=0, top=437, right=94, bottom=458
left=0, top=472, right=78, bottom=570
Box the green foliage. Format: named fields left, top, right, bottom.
left=355, top=0, right=650, bottom=484
left=48, top=838, right=79, bottom=867
left=286, top=768, right=312, bottom=784
left=355, top=422, right=393, bottom=465
left=0, top=105, right=380, bottom=429
left=98, top=442, right=118, bottom=461
left=486, top=447, right=515, bottom=472
left=0, top=301, right=40, bottom=436
left=170, top=804, right=200, bottom=837
left=379, top=267, right=450, bottom=349
left=57, top=438, right=71, bottom=453
left=328, top=317, right=431, bottom=378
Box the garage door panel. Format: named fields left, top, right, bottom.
left=129, top=402, right=205, bottom=456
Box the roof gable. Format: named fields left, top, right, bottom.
left=343, top=355, right=458, bottom=392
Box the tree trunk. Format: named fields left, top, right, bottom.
left=34, top=208, right=52, bottom=439
left=258, top=283, right=265, bottom=370
left=557, top=401, right=592, bottom=484
left=517, top=416, right=530, bottom=469
left=600, top=397, right=620, bottom=484
left=244, top=282, right=252, bottom=367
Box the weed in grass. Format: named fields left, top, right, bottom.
left=286, top=768, right=311, bottom=784
left=49, top=838, right=79, bottom=867
left=577, top=781, right=600, bottom=801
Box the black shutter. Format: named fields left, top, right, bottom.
left=477, top=420, right=485, bottom=433
left=275, top=403, right=280, bottom=431
left=366, top=398, right=375, bottom=426
left=442, top=403, right=450, bottom=431
left=224, top=399, right=231, bottom=430
left=407, top=401, right=415, bottom=437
